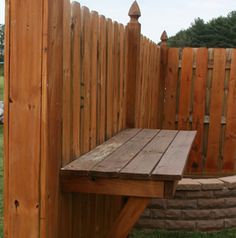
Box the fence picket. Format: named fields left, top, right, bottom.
left=206, top=49, right=226, bottom=173
left=178, top=48, right=194, bottom=130
left=223, top=49, right=236, bottom=172
left=187, top=48, right=208, bottom=174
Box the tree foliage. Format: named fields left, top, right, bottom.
left=168, top=11, right=236, bottom=48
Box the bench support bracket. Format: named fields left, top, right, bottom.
left=106, top=197, right=151, bottom=238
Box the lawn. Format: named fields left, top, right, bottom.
left=131, top=229, right=236, bottom=238
left=0, top=66, right=235, bottom=237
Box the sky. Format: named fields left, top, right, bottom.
left=0, top=0, right=236, bottom=42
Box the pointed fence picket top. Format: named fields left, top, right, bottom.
left=128, top=1, right=141, bottom=22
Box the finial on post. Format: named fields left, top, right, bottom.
left=160, top=31, right=168, bottom=46
left=128, top=1, right=141, bottom=22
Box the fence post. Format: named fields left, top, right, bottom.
left=4, top=0, right=63, bottom=237
left=159, top=31, right=169, bottom=128
left=125, top=1, right=141, bottom=128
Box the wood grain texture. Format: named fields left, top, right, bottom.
left=7, top=0, right=43, bottom=236
left=125, top=19, right=141, bottom=128
left=42, top=0, right=64, bottom=237
left=152, top=131, right=197, bottom=180
left=90, top=11, right=99, bottom=150
left=206, top=49, right=226, bottom=173
left=106, top=19, right=114, bottom=139
left=163, top=48, right=179, bottom=129
left=223, top=49, right=236, bottom=172
left=178, top=48, right=194, bottom=130
left=4, top=0, right=10, bottom=236
left=98, top=15, right=107, bottom=144
left=91, top=129, right=158, bottom=177
left=61, top=129, right=195, bottom=181
left=187, top=48, right=208, bottom=174
left=61, top=176, right=164, bottom=197
left=62, top=128, right=141, bottom=174
left=71, top=2, right=81, bottom=158
left=81, top=7, right=91, bottom=154
left=106, top=197, right=151, bottom=238
left=120, top=130, right=177, bottom=178
left=62, top=0, right=72, bottom=165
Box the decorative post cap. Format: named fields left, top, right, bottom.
left=128, top=1, right=141, bottom=22
left=161, top=31, right=168, bottom=43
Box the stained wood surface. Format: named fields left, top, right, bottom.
left=6, top=0, right=43, bottom=237
left=62, top=129, right=196, bottom=180
left=206, top=49, right=226, bottom=172
left=178, top=48, right=194, bottom=130
left=223, top=49, right=236, bottom=172
left=163, top=48, right=179, bottom=129
left=187, top=48, right=208, bottom=173
left=61, top=176, right=164, bottom=197
left=152, top=131, right=197, bottom=180
left=106, top=197, right=151, bottom=238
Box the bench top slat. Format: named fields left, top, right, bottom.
left=151, top=131, right=197, bottom=180
left=61, top=129, right=196, bottom=181
left=119, top=130, right=178, bottom=179
left=62, top=128, right=141, bottom=175
left=90, top=129, right=159, bottom=177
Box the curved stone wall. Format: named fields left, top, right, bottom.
left=137, top=176, right=236, bottom=231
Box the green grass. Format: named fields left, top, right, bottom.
left=131, top=229, right=236, bottom=238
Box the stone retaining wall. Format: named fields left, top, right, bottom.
left=137, top=176, right=236, bottom=231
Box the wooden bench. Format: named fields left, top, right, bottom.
left=61, top=129, right=196, bottom=238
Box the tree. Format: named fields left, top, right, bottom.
left=168, top=11, right=236, bottom=48
left=0, top=24, right=4, bottom=62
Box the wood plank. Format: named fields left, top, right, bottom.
left=113, top=22, right=119, bottom=134
left=106, top=197, right=151, bottom=238
left=61, top=176, right=165, bottom=198
left=163, top=48, right=179, bottom=129
left=81, top=7, right=91, bottom=154
left=90, top=11, right=99, bottom=149
left=125, top=18, right=141, bottom=128
left=42, top=0, right=64, bottom=236
left=135, top=36, right=144, bottom=128
left=91, top=129, right=159, bottom=177
left=106, top=19, right=114, bottom=139
left=4, top=0, right=10, bottom=235
left=62, top=0, right=72, bottom=165
left=120, top=130, right=178, bottom=178
left=62, top=128, right=141, bottom=175
left=223, top=49, right=236, bottom=172
left=187, top=48, right=208, bottom=174
left=7, top=0, right=43, bottom=236
left=98, top=15, right=107, bottom=144
left=152, top=131, right=197, bottom=180
left=71, top=2, right=82, bottom=158
left=206, top=49, right=226, bottom=172
left=153, top=46, right=161, bottom=128
left=178, top=48, right=194, bottom=130
left=118, top=24, right=126, bottom=131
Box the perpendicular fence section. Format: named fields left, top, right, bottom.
left=163, top=48, right=236, bottom=175
left=63, top=2, right=127, bottom=166
left=135, top=36, right=161, bottom=129
left=61, top=2, right=127, bottom=237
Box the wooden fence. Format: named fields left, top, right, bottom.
left=61, top=2, right=129, bottom=237
left=162, top=48, right=236, bottom=175
left=4, top=0, right=236, bottom=237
